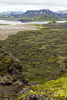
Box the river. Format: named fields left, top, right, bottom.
left=0, top=20, right=67, bottom=25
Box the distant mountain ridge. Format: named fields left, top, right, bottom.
left=56, top=10, right=67, bottom=18
left=56, top=10, right=67, bottom=14
left=0, top=11, right=23, bottom=21
left=22, top=9, right=60, bottom=18
left=0, top=11, right=23, bottom=17
left=0, top=9, right=67, bottom=21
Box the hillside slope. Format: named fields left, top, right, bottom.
left=0, top=9, right=60, bottom=21
left=20, top=15, right=58, bottom=22
left=1, top=25, right=67, bottom=84
left=22, top=9, right=60, bottom=18
left=19, top=9, right=60, bottom=22
left=16, top=71, right=67, bottom=100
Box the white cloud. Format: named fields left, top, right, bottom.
left=0, top=0, right=67, bottom=6
left=0, top=0, right=67, bottom=12
left=0, top=0, right=47, bottom=5
left=0, top=4, right=67, bottom=12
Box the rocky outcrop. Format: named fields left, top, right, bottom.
left=22, top=94, right=43, bottom=100
left=0, top=47, right=29, bottom=99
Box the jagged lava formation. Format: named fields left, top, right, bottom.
left=0, top=47, right=29, bottom=99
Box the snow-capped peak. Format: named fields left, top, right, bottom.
left=56, top=10, right=67, bottom=14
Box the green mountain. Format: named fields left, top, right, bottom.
left=1, top=9, right=67, bottom=21
left=0, top=11, right=23, bottom=21
left=34, top=15, right=57, bottom=21
left=20, top=15, right=57, bottom=22
left=0, top=9, right=60, bottom=21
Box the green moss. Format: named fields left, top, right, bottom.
left=17, top=90, right=36, bottom=100
left=16, top=73, right=67, bottom=100
left=33, top=73, right=67, bottom=98
left=37, top=24, right=45, bottom=29
left=1, top=24, right=67, bottom=83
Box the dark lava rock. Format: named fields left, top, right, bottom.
left=22, top=94, right=43, bottom=100
left=0, top=47, right=29, bottom=99
left=0, top=48, right=28, bottom=85
left=0, top=75, right=13, bottom=85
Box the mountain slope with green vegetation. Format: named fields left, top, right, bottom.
left=34, top=15, right=57, bottom=21
left=0, top=15, right=16, bottom=21
left=20, top=15, right=57, bottom=22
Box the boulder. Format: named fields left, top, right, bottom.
left=0, top=75, right=15, bottom=86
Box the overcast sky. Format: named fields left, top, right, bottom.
left=0, top=0, right=67, bottom=12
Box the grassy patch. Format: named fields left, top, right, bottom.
left=16, top=72, right=67, bottom=100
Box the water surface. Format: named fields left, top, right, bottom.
left=0, top=20, right=67, bottom=25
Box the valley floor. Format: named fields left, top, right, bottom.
left=0, top=24, right=37, bottom=40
